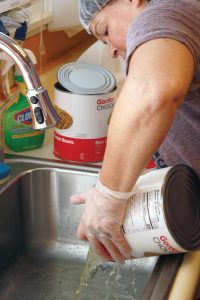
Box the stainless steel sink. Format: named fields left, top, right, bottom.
left=0, top=156, right=181, bottom=300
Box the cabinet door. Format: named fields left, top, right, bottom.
left=0, top=0, right=31, bottom=14
left=48, top=0, right=80, bottom=32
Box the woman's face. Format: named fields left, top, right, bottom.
left=89, top=0, right=144, bottom=59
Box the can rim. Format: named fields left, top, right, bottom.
left=54, top=81, right=117, bottom=96
left=57, top=62, right=116, bottom=95
left=163, top=164, right=200, bottom=251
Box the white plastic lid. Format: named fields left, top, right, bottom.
left=57, top=62, right=116, bottom=95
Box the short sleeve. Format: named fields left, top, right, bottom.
left=125, top=0, right=200, bottom=78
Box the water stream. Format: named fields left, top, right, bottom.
left=74, top=248, right=138, bottom=300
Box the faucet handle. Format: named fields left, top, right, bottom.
left=26, top=87, right=60, bottom=130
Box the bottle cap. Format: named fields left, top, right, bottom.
left=0, top=163, right=11, bottom=180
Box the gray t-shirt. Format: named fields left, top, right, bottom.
left=125, top=0, right=200, bottom=175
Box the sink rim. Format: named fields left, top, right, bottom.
left=3, top=154, right=101, bottom=191
left=5, top=153, right=101, bottom=172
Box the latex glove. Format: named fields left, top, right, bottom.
left=70, top=176, right=133, bottom=264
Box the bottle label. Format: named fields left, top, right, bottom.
left=14, top=107, right=32, bottom=125
left=3, top=96, right=45, bottom=151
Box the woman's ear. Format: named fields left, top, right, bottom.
left=128, top=0, right=144, bottom=8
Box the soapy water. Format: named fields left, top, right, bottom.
left=74, top=248, right=138, bottom=300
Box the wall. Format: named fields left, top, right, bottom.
left=0, top=27, right=96, bottom=101
left=24, top=29, right=96, bottom=74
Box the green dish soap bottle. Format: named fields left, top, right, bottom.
left=3, top=68, right=45, bottom=152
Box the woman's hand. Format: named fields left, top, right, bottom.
left=70, top=177, right=133, bottom=264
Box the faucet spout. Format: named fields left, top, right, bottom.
left=0, top=32, right=60, bottom=129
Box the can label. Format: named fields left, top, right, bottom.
left=54, top=132, right=107, bottom=162
left=54, top=86, right=115, bottom=162
left=123, top=186, right=187, bottom=257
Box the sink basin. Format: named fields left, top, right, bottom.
left=0, top=157, right=179, bottom=299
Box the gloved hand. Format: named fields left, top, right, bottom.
left=70, top=176, right=133, bottom=264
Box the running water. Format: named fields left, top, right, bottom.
left=105, top=263, right=122, bottom=300
left=74, top=248, right=138, bottom=300
left=105, top=261, right=137, bottom=300
left=74, top=248, right=104, bottom=300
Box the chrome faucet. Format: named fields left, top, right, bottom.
left=0, top=32, right=60, bottom=129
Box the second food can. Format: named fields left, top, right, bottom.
left=123, top=165, right=200, bottom=258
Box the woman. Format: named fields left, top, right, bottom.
left=71, top=0, right=200, bottom=264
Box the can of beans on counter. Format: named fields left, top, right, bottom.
left=123, top=165, right=200, bottom=258
left=54, top=62, right=116, bottom=162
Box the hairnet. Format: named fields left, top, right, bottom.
left=79, top=0, right=110, bottom=34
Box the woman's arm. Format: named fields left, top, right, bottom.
left=100, top=38, right=194, bottom=192
left=71, top=38, right=195, bottom=263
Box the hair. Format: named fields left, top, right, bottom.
left=79, top=0, right=151, bottom=34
